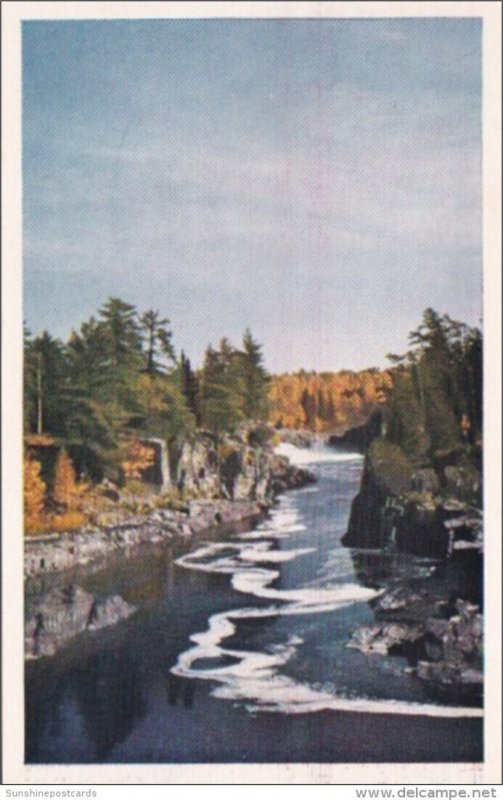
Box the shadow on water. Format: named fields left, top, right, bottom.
left=26, top=643, right=148, bottom=762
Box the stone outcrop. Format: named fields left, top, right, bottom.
left=174, top=430, right=316, bottom=502
left=348, top=598, right=483, bottom=702
left=25, top=430, right=315, bottom=579
left=270, top=454, right=317, bottom=494
left=25, top=585, right=135, bottom=659
left=342, top=455, right=482, bottom=558
left=328, top=411, right=383, bottom=453
left=343, top=436, right=483, bottom=705
left=24, top=501, right=265, bottom=579
left=174, top=433, right=283, bottom=502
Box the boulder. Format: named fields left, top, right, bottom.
left=348, top=622, right=424, bottom=655
left=25, top=584, right=136, bottom=659
left=411, top=468, right=439, bottom=494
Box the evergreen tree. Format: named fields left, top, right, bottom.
left=300, top=388, right=316, bottom=428
left=179, top=350, right=200, bottom=422
left=199, top=343, right=245, bottom=436
left=24, top=332, right=69, bottom=436
left=140, top=310, right=175, bottom=375
left=98, top=297, right=142, bottom=370
left=385, top=309, right=483, bottom=459
left=240, top=329, right=269, bottom=421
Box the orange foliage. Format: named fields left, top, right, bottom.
left=24, top=454, right=46, bottom=527
left=121, top=439, right=155, bottom=481
left=25, top=433, right=56, bottom=447
left=48, top=511, right=87, bottom=531
left=269, top=369, right=392, bottom=433
left=53, top=449, right=78, bottom=509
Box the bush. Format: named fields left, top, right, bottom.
left=48, top=511, right=88, bottom=532
left=25, top=510, right=88, bottom=536
left=369, top=439, right=413, bottom=495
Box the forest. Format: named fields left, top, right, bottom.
left=23, top=297, right=269, bottom=533
left=269, top=369, right=392, bottom=432
left=23, top=300, right=482, bottom=533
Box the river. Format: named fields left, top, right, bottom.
left=25, top=446, right=482, bottom=764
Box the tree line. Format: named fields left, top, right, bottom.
left=269, top=369, right=392, bottom=432
left=24, top=297, right=270, bottom=484
left=382, top=308, right=482, bottom=461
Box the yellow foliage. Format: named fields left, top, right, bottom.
left=25, top=510, right=88, bottom=536
left=121, top=438, right=155, bottom=480
left=24, top=454, right=46, bottom=528
left=47, top=511, right=87, bottom=532
left=53, top=449, right=78, bottom=508
left=269, top=369, right=392, bottom=432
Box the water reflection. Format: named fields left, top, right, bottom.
left=350, top=549, right=437, bottom=589
left=165, top=674, right=196, bottom=709
left=72, top=647, right=147, bottom=760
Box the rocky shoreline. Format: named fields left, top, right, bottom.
left=24, top=455, right=315, bottom=660
left=342, top=449, right=483, bottom=705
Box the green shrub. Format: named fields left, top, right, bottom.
left=369, top=439, right=413, bottom=495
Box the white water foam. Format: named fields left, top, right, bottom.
left=274, top=442, right=363, bottom=466
left=172, top=485, right=482, bottom=720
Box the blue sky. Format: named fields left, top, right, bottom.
left=23, top=18, right=482, bottom=372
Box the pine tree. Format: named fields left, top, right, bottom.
left=240, top=329, right=269, bottom=421
left=98, top=297, right=142, bottom=369
left=140, top=310, right=175, bottom=375
left=200, top=343, right=245, bottom=436
left=179, top=350, right=200, bottom=422
left=24, top=331, right=69, bottom=436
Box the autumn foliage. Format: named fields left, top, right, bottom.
left=24, top=454, right=46, bottom=530
left=24, top=449, right=89, bottom=535
left=121, top=439, right=155, bottom=481
left=53, top=449, right=78, bottom=509
left=269, top=369, right=392, bottom=433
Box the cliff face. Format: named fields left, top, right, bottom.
left=327, top=411, right=383, bottom=453
left=343, top=445, right=482, bottom=559
left=173, top=429, right=315, bottom=503
left=343, top=438, right=483, bottom=702
left=174, top=433, right=274, bottom=502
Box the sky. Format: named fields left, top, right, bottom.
left=23, top=17, right=482, bottom=373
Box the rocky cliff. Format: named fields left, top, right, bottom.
left=342, top=444, right=482, bottom=559
left=327, top=411, right=383, bottom=453
left=342, top=438, right=483, bottom=703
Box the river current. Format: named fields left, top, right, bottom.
left=25, top=446, right=482, bottom=763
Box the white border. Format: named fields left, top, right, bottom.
left=2, top=0, right=501, bottom=785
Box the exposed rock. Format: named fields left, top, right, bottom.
left=188, top=499, right=264, bottom=532
left=140, top=437, right=170, bottom=490
left=444, top=465, right=481, bottom=500
left=348, top=594, right=483, bottom=703
left=348, top=622, right=424, bottom=655
left=270, top=454, right=316, bottom=494
left=411, top=468, right=439, bottom=494
left=343, top=460, right=484, bottom=559
left=25, top=585, right=135, bottom=659
left=24, top=500, right=268, bottom=578
left=328, top=412, right=383, bottom=453
left=416, top=661, right=483, bottom=689
left=175, top=436, right=221, bottom=498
